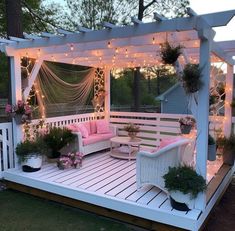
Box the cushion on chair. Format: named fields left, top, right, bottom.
left=159, top=137, right=182, bottom=149
left=84, top=121, right=91, bottom=135
left=77, top=123, right=89, bottom=138
left=96, top=119, right=110, bottom=134
left=90, top=120, right=97, bottom=134
left=83, top=133, right=114, bottom=146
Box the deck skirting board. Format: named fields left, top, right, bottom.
left=4, top=170, right=198, bottom=230
left=197, top=165, right=234, bottom=230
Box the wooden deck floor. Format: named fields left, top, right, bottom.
left=3, top=151, right=231, bottom=231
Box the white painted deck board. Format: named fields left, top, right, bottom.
left=3, top=151, right=215, bottom=231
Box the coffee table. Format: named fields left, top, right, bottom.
left=110, top=136, right=142, bottom=160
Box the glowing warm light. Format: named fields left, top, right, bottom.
left=152, top=37, right=155, bottom=44
left=115, top=48, right=119, bottom=53
left=70, top=44, right=74, bottom=51
left=41, top=95, right=45, bottom=98
left=107, top=41, right=111, bottom=48
left=65, top=53, right=68, bottom=57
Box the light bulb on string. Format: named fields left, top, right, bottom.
left=70, top=44, right=74, bottom=51
left=107, top=41, right=111, bottom=48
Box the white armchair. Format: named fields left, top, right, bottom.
left=136, top=138, right=194, bottom=193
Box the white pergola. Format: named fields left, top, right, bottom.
left=1, top=8, right=235, bottom=210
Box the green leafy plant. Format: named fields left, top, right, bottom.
left=182, top=63, right=202, bottom=93
left=230, top=99, right=235, bottom=108
left=43, top=127, right=76, bottom=159
left=208, top=134, right=216, bottom=145
left=163, top=165, right=207, bottom=198
left=217, top=135, right=235, bottom=152
left=16, top=137, right=45, bottom=163
left=160, top=42, right=183, bottom=65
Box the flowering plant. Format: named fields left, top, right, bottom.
left=57, top=152, right=83, bottom=170
left=178, top=116, right=196, bottom=126
left=5, top=100, right=32, bottom=123
left=124, top=123, right=140, bottom=133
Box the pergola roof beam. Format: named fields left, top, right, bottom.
left=153, top=13, right=166, bottom=22
left=41, top=32, right=58, bottom=38
left=103, top=22, right=117, bottom=29
left=187, top=7, right=197, bottom=17
left=57, top=28, right=74, bottom=35
left=77, top=26, right=92, bottom=33
left=131, top=17, right=143, bottom=24
left=201, top=10, right=235, bottom=27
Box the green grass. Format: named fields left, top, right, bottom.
left=0, top=189, right=135, bottom=231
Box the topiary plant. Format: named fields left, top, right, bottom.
left=163, top=165, right=206, bottom=199
left=182, top=63, right=202, bottom=94
left=160, top=42, right=183, bottom=65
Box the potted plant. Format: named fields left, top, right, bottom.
left=208, top=134, right=216, bottom=161
left=15, top=136, right=46, bottom=172
left=163, top=165, right=207, bottom=211
left=124, top=123, right=140, bottom=140
left=43, top=127, right=76, bottom=160
left=182, top=63, right=202, bottom=94
left=178, top=116, right=196, bottom=134
left=160, top=42, right=183, bottom=65
left=5, top=100, right=32, bottom=124
left=217, top=135, right=235, bottom=165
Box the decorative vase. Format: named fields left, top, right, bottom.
left=170, top=191, right=196, bottom=211
left=208, top=144, right=216, bottom=161
left=22, top=154, right=42, bottom=172
left=128, top=131, right=137, bottom=140
left=180, top=124, right=192, bottom=134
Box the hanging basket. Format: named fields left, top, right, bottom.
left=180, top=124, right=192, bottom=134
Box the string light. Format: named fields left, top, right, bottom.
left=115, top=48, right=119, bottom=53
left=152, top=37, right=155, bottom=44
left=70, top=44, right=74, bottom=51
left=107, top=41, right=111, bottom=48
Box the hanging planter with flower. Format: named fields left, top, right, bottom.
left=178, top=116, right=196, bottom=134
left=5, top=100, right=32, bottom=124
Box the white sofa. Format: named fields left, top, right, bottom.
left=136, top=138, right=194, bottom=193
left=66, top=120, right=117, bottom=156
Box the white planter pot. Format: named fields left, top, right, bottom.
left=170, top=190, right=196, bottom=210
left=22, top=153, right=42, bottom=172
left=208, top=144, right=216, bottom=161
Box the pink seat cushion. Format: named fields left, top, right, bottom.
left=77, top=123, right=89, bottom=138
left=84, top=121, right=91, bottom=135
left=90, top=120, right=97, bottom=134
left=83, top=133, right=115, bottom=146
left=96, top=119, right=110, bottom=134
left=159, top=137, right=182, bottom=149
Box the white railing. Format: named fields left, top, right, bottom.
left=0, top=122, right=14, bottom=178
left=31, top=112, right=104, bottom=127
left=110, top=111, right=225, bottom=148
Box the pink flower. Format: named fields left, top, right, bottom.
left=5, top=104, right=12, bottom=114
left=17, top=100, right=24, bottom=107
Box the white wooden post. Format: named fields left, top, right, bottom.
left=104, top=68, right=111, bottom=120
left=224, top=64, right=234, bottom=137
left=195, top=29, right=213, bottom=210
left=10, top=54, right=23, bottom=167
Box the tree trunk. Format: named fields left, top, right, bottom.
left=5, top=0, right=23, bottom=103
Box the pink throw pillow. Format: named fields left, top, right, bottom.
left=96, top=119, right=110, bottom=134
left=66, top=124, right=79, bottom=132
left=90, top=120, right=97, bottom=134
left=84, top=121, right=91, bottom=135
left=77, top=123, right=89, bottom=138
left=159, top=137, right=181, bottom=149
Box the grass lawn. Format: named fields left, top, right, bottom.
left=0, top=189, right=137, bottom=231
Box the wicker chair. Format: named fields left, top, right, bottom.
left=136, top=138, right=195, bottom=193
